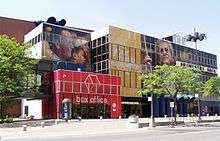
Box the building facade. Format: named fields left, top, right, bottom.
left=0, top=17, right=219, bottom=119
left=90, top=26, right=218, bottom=117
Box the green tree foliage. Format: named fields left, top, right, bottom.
left=139, top=65, right=202, bottom=120
left=203, top=77, right=220, bottom=98
left=0, top=35, right=38, bottom=118
left=140, top=65, right=202, bottom=97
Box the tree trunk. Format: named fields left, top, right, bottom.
left=173, top=97, right=177, bottom=125
left=0, top=101, right=2, bottom=118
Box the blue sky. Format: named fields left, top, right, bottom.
left=1, top=0, right=220, bottom=71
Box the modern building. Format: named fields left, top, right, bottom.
left=90, top=26, right=218, bottom=117
left=0, top=16, right=219, bottom=119
left=21, top=21, right=122, bottom=119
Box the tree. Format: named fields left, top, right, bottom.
left=0, top=35, right=38, bottom=118
left=140, top=65, right=202, bottom=119
left=203, top=77, right=220, bottom=98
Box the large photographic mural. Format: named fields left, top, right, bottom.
left=42, top=23, right=91, bottom=70
left=156, top=40, right=175, bottom=65
left=141, top=36, right=176, bottom=71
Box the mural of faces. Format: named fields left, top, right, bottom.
left=156, top=40, right=175, bottom=65
left=141, top=49, right=152, bottom=72
left=43, top=24, right=90, bottom=67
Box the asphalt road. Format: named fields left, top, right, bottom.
left=2, top=126, right=220, bottom=141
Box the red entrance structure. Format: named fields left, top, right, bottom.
left=42, top=69, right=121, bottom=119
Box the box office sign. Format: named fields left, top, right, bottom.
left=75, top=95, right=108, bottom=104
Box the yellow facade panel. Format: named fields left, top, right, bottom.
left=130, top=48, right=136, bottom=63
left=131, top=72, right=136, bottom=88
left=135, top=49, right=141, bottom=64
left=125, top=47, right=130, bottom=62
left=111, top=44, right=118, bottom=60
left=125, top=71, right=130, bottom=88
left=109, top=26, right=141, bottom=49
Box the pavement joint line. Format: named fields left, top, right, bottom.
left=1, top=128, right=149, bottom=140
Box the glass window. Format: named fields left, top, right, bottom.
left=198, top=56, right=201, bottom=62
left=130, top=48, right=136, bottom=63
left=37, top=34, right=41, bottom=43
left=119, top=45, right=125, bottom=61
left=125, top=72, right=130, bottom=88
left=102, top=61, right=106, bottom=70
left=125, top=47, right=130, bottom=62
left=97, top=56, right=102, bottom=62
left=97, top=63, right=101, bottom=70
left=111, top=44, right=119, bottom=60
left=135, top=49, right=141, bottom=64
left=213, top=60, right=216, bottom=66
left=102, top=36, right=106, bottom=44
left=98, top=38, right=101, bottom=46
left=92, top=48, right=96, bottom=56
left=97, top=46, right=101, bottom=55
left=93, top=40, right=96, bottom=47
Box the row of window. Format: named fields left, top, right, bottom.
left=91, top=43, right=109, bottom=56
left=91, top=35, right=109, bottom=47
left=188, top=54, right=216, bottom=66
left=179, top=62, right=216, bottom=73
left=92, top=60, right=109, bottom=73
left=142, top=41, right=217, bottom=68
left=26, top=33, right=42, bottom=46
left=111, top=69, right=141, bottom=89
left=110, top=43, right=141, bottom=64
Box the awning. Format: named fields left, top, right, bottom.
left=121, top=102, right=140, bottom=105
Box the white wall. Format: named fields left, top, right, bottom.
left=21, top=99, right=42, bottom=119
left=24, top=23, right=43, bottom=59
left=24, top=23, right=43, bottom=42
left=91, top=26, right=109, bottom=40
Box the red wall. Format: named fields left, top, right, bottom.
left=42, top=69, right=121, bottom=119
left=0, top=17, right=36, bottom=42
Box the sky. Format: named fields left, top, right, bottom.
left=1, top=0, right=220, bottom=72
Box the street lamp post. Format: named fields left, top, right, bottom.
left=148, top=94, right=155, bottom=127
left=195, top=94, right=201, bottom=121
left=186, top=28, right=206, bottom=121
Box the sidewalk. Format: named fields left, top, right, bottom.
left=0, top=120, right=147, bottom=139
left=1, top=116, right=220, bottom=139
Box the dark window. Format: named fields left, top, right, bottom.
left=31, top=38, right=34, bottom=46
left=198, top=57, right=201, bottom=62
left=188, top=54, right=191, bottom=60
left=92, top=64, right=96, bottom=71
left=97, top=47, right=101, bottom=55
left=97, top=56, right=102, bottom=61
left=102, top=36, right=106, bottom=44
left=207, top=59, right=210, bottom=64
left=37, top=34, right=41, bottom=42
left=102, top=61, right=106, bottom=70
left=93, top=40, right=96, bottom=47
left=24, top=106, right=29, bottom=116
left=92, top=57, right=96, bottom=63
left=103, top=54, right=108, bottom=60
left=98, top=38, right=101, bottom=45
left=213, top=61, right=216, bottom=66
left=98, top=63, right=101, bottom=70
left=92, top=49, right=96, bottom=56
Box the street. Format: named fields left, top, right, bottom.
left=2, top=125, right=220, bottom=141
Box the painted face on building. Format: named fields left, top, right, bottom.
left=157, top=41, right=174, bottom=65
left=71, top=45, right=90, bottom=65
